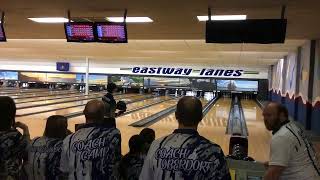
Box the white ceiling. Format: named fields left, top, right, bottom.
left=0, top=0, right=318, bottom=67
left=2, top=0, right=320, bottom=39
left=0, top=39, right=305, bottom=67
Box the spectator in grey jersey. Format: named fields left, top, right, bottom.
left=0, top=96, right=29, bottom=179
left=60, top=100, right=122, bottom=180
left=140, top=96, right=231, bottom=180
left=26, top=115, right=69, bottom=180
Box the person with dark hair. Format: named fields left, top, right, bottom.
left=0, top=96, right=29, bottom=179
left=102, top=82, right=118, bottom=118
left=140, top=96, right=230, bottom=180
left=118, top=135, right=145, bottom=180
left=102, top=83, right=127, bottom=121
left=26, top=115, right=68, bottom=180
left=60, top=100, right=122, bottom=180
left=139, top=128, right=155, bottom=154
left=263, top=102, right=320, bottom=180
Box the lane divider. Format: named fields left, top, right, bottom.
left=65, top=95, right=158, bottom=119
left=15, top=92, right=122, bottom=109
left=226, top=96, right=248, bottom=136
left=1, top=89, right=78, bottom=96
left=116, top=97, right=175, bottom=118
left=15, top=94, right=139, bottom=117
left=11, top=91, right=80, bottom=99
left=129, top=96, right=218, bottom=128
left=14, top=92, right=106, bottom=104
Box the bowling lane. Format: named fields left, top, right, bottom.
left=148, top=98, right=209, bottom=137
left=15, top=92, right=105, bottom=108
left=241, top=99, right=271, bottom=162
left=13, top=92, right=86, bottom=103
left=67, top=96, right=172, bottom=132
left=16, top=94, right=139, bottom=116
left=0, top=88, right=61, bottom=94
left=8, top=90, right=79, bottom=99
left=13, top=91, right=107, bottom=103
left=68, top=97, right=179, bottom=154
left=1, top=89, right=76, bottom=95
left=15, top=94, right=146, bottom=139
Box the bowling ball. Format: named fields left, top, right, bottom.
left=116, top=101, right=127, bottom=111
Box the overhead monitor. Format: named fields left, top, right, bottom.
left=144, top=77, right=181, bottom=88
left=217, top=80, right=258, bottom=92
left=206, top=19, right=287, bottom=44
left=64, top=22, right=95, bottom=42
left=46, top=73, right=76, bottom=83
left=95, top=22, right=128, bottom=43
left=0, top=71, right=18, bottom=80
left=111, top=75, right=143, bottom=88
left=190, top=78, right=216, bottom=91
left=76, top=74, right=108, bottom=85
left=0, top=24, right=6, bottom=42
left=19, top=72, right=47, bottom=82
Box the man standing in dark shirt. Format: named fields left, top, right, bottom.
left=102, top=82, right=118, bottom=118
left=140, top=96, right=231, bottom=180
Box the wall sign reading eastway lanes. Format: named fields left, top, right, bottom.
left=132, top=67, right=246, bottom=77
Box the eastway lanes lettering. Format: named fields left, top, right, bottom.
left=132, top=67, right=244, bottom=77
left=132, top=67, right=192, bottom=76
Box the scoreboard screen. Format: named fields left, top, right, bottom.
left=95, top=22, right=127, bottom=43
left=0, top=24, right=6, bottom=42
left=64, top=22, right=95, bottom=42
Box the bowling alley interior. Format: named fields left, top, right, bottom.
left=0, top=1, right=320, bottom=179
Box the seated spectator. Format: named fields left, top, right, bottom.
left=139, top=128, right=155, bottom=154
left=60, top=100, right=122, bottom=180
left=263, top=102, right=320, bottom=180
left=140, top=96, right=231, bottom=180
left=118, top=135, right=145, bottom=180
left=0, top=96, right=29, bottom=179
left=26, top=115, right=69, bottom=180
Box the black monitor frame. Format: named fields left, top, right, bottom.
left=0, top=23, right=6, bottom=42
left=94, top=21, right=128, bottom=43
left=64, top=22, right=95, bottom=43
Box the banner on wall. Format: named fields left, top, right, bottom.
left=285, top=53, right=297, bottom=97
left=272, top=60, right=283, bottom=91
